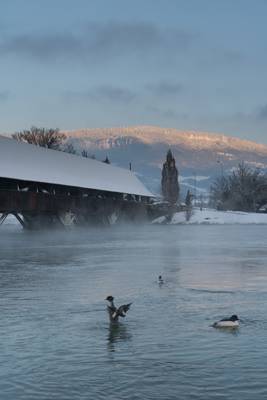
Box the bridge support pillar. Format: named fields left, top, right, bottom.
left=13, top=213, right=29, bottom=229
left=0, top=213, right=8, bottom=225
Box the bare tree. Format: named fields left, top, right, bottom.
left=210, top=176, right=231, bottom=210
left=210, top=162, right=267, bottom=211
left=63, top=143, right=77, bottom=154
left=12, top=126, right=65, bottom=150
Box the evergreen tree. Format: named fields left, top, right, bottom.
left=185, top=190, right=193, bottom=207
left=161, top=149, right=179, bottom=204
left=81, top=150, right=89, bottom=158
left=103, top=156, right=110, bottom=164
left=185, top=189, right=193, bottom=221
left=83, top=152, right=96, bottom=159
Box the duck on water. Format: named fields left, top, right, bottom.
left=106, top=296, right=132, bottom=323
left=105, top=295, right=239, bottom=331
left=213, top=315, right=239, bottom=328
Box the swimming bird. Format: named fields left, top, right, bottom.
left=158, top=275, right=164, bottom=284
left=106, top=296, right=132, bottom=323
left=213, top=315, right=239, bottom=328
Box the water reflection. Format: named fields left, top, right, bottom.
left=107, top=323, right=132, bottom=352
left=213, top=326, right=240, bottom=336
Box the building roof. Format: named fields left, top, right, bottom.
left=0, top=136, right=153, bottom=197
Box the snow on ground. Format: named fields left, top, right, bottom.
left=152, top=208, right=267, bottom=225
left=2, top=209, right=267, bottom=228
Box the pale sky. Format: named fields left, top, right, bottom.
left=1, top=0, right=267, bottom=143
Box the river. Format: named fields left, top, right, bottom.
left=1, top=224, right=267, bottom=399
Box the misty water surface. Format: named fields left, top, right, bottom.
left=1, top=224, right=267, bottom=399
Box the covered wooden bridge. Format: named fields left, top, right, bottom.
left=0, top=136, right=153, bottom=229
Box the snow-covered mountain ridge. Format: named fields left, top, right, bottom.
left=62, top=125, right=267, bottom=195
left=63, top=126, right=267, bottom=154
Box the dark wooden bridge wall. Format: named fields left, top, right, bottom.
left=0, top=190, right=148, bottom=216
left=0, top=177, right=152, bottom=229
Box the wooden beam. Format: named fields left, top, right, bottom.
left=0, top=213, right=8, bottom=225
left=12, top=213, right=28, bottom=229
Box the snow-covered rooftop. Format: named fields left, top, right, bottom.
left=0, top=136, right=153, bottom=197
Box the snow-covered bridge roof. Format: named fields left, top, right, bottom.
left=0, top=136, right=153, bottom=197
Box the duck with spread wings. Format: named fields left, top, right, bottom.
left=106, top=296, right=132, bottom=323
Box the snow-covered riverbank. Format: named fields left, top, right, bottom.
left=152, top=209, right=267, bottom=225
left=2, top=209, right=267, bottom=229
